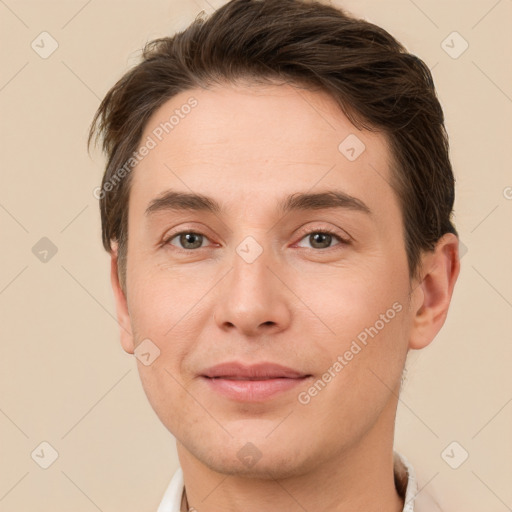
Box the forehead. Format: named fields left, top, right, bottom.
left=130, top=82, right=397, bottom=218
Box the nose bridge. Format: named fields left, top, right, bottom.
left=232, top=239, right=271, bottom=297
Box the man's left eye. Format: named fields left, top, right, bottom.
left=296, top=231, right=346, bottom=250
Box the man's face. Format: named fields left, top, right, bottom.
left=119, top=82, right=416, bottom=477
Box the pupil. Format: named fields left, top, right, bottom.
left=181, top=233, right=202, bottom=249
left=311, top=233, right=331, bottom=249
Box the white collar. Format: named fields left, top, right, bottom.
left=157, top=452, right=435, bottom=512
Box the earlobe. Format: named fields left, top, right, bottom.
left=409, top=233, right=460, bottom=350
left=110, top=244, right=134, bottom=355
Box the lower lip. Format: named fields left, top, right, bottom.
left=202, top=376, right=309, bottom=402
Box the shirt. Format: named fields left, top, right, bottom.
left=157, top=452, right=442, bottom=512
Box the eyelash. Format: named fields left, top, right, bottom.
left=163, top=227, right=350, bottom=252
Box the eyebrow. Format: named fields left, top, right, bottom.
left=145, top=189, right=371, bottom=217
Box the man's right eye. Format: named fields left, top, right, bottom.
left=165, top=231, right=210, bottom=250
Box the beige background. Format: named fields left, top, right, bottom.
left=1, top=0, right=511, bottom=510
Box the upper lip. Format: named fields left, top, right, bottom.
left=201, top=362, right=309, bottom=380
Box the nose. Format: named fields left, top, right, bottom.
left=212, top=242, right=292, bottom=337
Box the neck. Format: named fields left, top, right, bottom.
left=177, top=400, right=404, bottom=512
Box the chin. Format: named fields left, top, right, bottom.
left=183, top=432, right=317, bottom=480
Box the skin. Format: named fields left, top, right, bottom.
left=110, top=82, right=460, bottom=512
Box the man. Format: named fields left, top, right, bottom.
left=89, top=0, right=460, bottom=510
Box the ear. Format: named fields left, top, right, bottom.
left=409, top=233, right=461, bottom=350
left=110, top=243, right=134, bottom=354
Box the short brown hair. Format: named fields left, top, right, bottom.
left=89, top=0, right=457, bottom=292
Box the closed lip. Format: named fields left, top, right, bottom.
left=201, top=361, right=310, bottom=380
left=201, top=361, right=312, bottom=402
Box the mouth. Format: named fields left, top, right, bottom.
left=200, top=362, right=312, bottom=402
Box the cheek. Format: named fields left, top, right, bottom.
left=127, top=280, right=171, bottom=341
left=127, top=260, right=204, bottom=337
left=295, top=301, right=409, bottom=442
left=300, top=265, right=410, bottom=394
left=137, top=360, right=212, bottom=441
left=126, top=262, right=218, bottom=385
left=127, top=267, right=208, bottom=432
